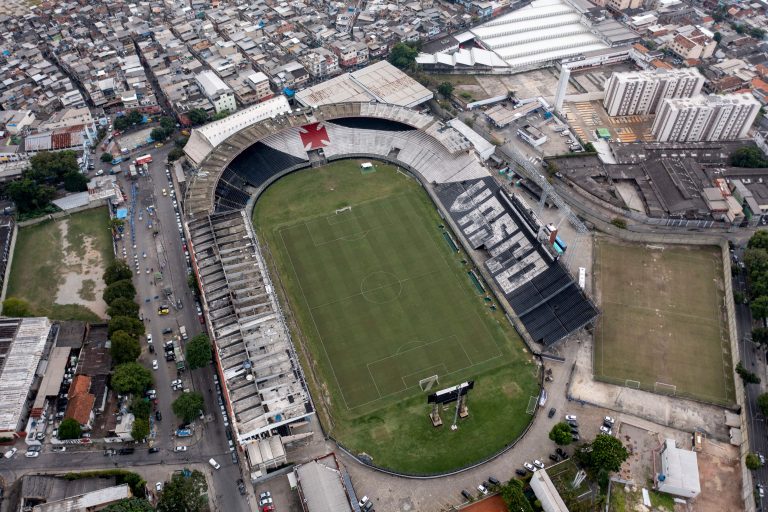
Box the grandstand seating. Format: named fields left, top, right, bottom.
left=228, top=142, right=309, bottom=190
left=435, top=178, right=597, bottom=346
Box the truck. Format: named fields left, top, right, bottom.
left=128, top=164, right=138, bottom=179
left=176, top=429, right=192, bottom=437
left=135, top=154, right=153, bottom=165
left=179, top=325, right=188, bottom=341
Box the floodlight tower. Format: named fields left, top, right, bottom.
left=450, top=383, right=462, bottom=431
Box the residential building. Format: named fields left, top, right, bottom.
left=668, top=27, right=717, bottom=61
left=196, top=70, right=237, bottom=114
left=651, top=93, right=761, bottom=142
left=246, top=72, right=273, bottom=102
left=65, top=375, right=95, bottom=431
left=606, top=0, right=643, bottom=12
left=330, top=41, right=369, bottom=68
left=299, top=48, right=340, bottom=78
left=603, top=68, right=705, bottom=116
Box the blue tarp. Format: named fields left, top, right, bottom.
left=116, top=208, right=128, bottom=219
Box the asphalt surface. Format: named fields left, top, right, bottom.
left=733, top=246, right=767, bottom=510
left=0, top=144, right=251, bottom=512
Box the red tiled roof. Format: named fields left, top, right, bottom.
left=65, top=393, right=95, bottom=426
left=68, top=375, right=91, bottom=397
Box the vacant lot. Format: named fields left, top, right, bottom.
left=254, top=160, right=538, bottom=473
left=7, top=207, right=113, bottom=321
left=593, top=238, right=733, bottom=406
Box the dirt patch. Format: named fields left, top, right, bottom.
left=502, top=381, right=522, bottom=398
left=461, top=495, right=506, bottom=512
left=693, top=440, right=742, bottom=512
left=54, top=220, right=108, bottom=317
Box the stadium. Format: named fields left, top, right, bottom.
left=182, top=77, right=597, bottom=474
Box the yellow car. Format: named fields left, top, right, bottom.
left=155, top=143, right=163, bottom=148
left=157, top=306, right=169, bottom=315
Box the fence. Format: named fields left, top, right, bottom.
left=16, top=199, right=108, bottom=228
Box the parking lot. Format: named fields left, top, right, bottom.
left=561, top=100, right=655, bottom=144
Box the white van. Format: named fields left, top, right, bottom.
left=209, top=458, right=220, bottom=470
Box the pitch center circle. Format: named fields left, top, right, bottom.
left=361, top=271, right=402, bottom=304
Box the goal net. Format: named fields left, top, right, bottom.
left=654, top=382, right=677, bottom=396
left=624, top=379, right=640, bottom=389
left=419, top=375, right=439, bottom=392
left=335, top=206, right=352, bottom=214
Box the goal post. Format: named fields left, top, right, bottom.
left=624, top=379, right=640, bottom=389
left=335, top=206, right=352, bottom=214
left=419, top=375, right=439, bottom=392
left=654, top=382, right=677, bottom=396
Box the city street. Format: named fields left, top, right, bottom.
left=734, top=247, right=767, bottom=510
left=0, top=144, right=250, bottom=512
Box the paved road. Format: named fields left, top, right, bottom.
left=733, top=246, right=766, bottom=510
left=0, top=144, right=250, bottom=512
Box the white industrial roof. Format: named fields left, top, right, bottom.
left=447, top=119, right=495, bottom=160
left=33, top=347, right=70, bottom=410
left=530, top=469, right=569, bottom=512
left=197, top=70, right=232, bottom=98
left=295, top=61, right=432, bottom=109
left=469, top=0, right=609, bottom=69
left=184, top=95, right=292, bottom=165
left=0, top=318, right=51, bottom=432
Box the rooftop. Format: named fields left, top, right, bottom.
left=0, top=317, right=51, bottom=432
left=295, top=61, right=432, bottom=109
left=295, top=455, right=353, bottom=512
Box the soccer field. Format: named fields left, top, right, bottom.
left=593, top=238, right=734, bottom=406
left=254, top=160, right=538, bottom=473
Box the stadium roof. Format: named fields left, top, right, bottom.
left=0, top=317, right=51, bottom=432
left=184, top=96, right=292, bottom=165
left=295, top=61, right=432, bottom=109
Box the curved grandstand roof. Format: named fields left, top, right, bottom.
left=183, top=102, right=490, bottom=218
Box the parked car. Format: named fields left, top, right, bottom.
left=550, top=453, right=560, bottom=462
left=488, top=476, right=500, bottom=486
left=52, top=446, right=66, bottom=452
left=604, top=416, right=615, bottom=425
left=565, top=414, right=577, bottom=421
left=237, top=479, right=246, bottom=496
left=152, top=360, right=158, bottom=370
left=461, top=490, right=472, bottom=500
left=523, top=462, right=536, bottom=472
left=24, top=451, right=40, bottom=458
left=477, top=484, right=488, bottom=495
left=567, top=419, right=579, bottom=427
left=260, top=492, right=272, bottom=500
left=149, top=447, right=160, bottom=454
left=174, top=446, right=187, bottom=452
left=155, top=482, right=163, bottom=492
left=600, top=426, right=612, bottom=435
left=155, top=411, right=162, bottom=421
left=548, top=407, right=556, bottom=418
left=533, top=459, right=545, bottom=469
left=515, top=468, right=527, bottom=476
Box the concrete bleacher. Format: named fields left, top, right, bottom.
left=435, top=177, right=597, bottom=346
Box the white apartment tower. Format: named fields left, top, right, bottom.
left=603, top=68, right=705, bottom=116
left=651, top=93, right=760, bottom=142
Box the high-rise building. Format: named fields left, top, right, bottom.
left=651, top=93, right=760, bottom=142
left=603, top=68, right=704, bottom=116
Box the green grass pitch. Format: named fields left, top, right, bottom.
left=254, top=160, right=538, bottom=473
left=593, top=238, right=734, bottom=406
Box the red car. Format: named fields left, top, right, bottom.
left=261, top=506, right=274, bottom=512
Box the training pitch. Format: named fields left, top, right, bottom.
left=254, top=160, right=538, bottom=473
left=593, top=238, right=734, bottom=406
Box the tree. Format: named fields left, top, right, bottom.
left=753, top=328, right=768, bottom=347
left=3, top=297, right=33, bottom=317
left=187, top=274, right=200, bottom=296
left=188, top=109, right=208, bottom=125
left=747, top=452, right=763, bottom=470
left=581, top=434, right=629, bottom=473
left=101, top=152, right=114, bottom=163
left=156, top=470, right=208, bottom=512
left=172, top=392, right=205, bottom=423
left=108, top=316, right=144, bottom=339
left=103, top=279, right=137, bottom=305
left=131, top=417, right=150, bottom=442
left=28, top=150, right=79, bottom=182
left=549, top=422, right=573, bottom=445
left=111, top=330, right=141, bottom=365
left=104, top=262, right=133, bottom=286
left=750, top=296, right=768, bottom=320
left=713, top=31, right=723, bottom=43
left=150, top=128, right=169, bottom=142
left=130, top=397, right=152, bottom=420
left=499, top=479, right=533, bottom=512
left=112, top=362, right=153, bottom=395
left=731, top=147, right=768, bottom=168
left=6, top=177, right=56, bottom=213
left=749, top=231, right=768, bottom=251
left=63, top=170, right=88, bottom=192
left=160, top=117, right=176, bottom=132
left=749, top=27, right=766, bottom=39
left=212, top=110, right=230, bottom=121
left=186, top=334, right=212, bottom=370
left=167, top=147, right=185, bottom=162
left=610, top=217, right=627, bottom=229
left=737, top=362, right=761, bottom=384
left=437, top=81, right=454, bottom=97
left=110, top=218, right=125, bottom=232
left=127, top=110, right=144, bottom=126
left=102, top=497, right=155, bottom=512
left=758, top=393, right=768, bottom=417
left=58, top=417, right=82, bottom=439
left=389, top=42, right=419, bottom=69
left=107, top=297, right=140, bottom=318
left=114, top=116, right=129, bottom=131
